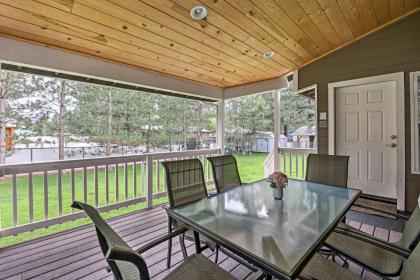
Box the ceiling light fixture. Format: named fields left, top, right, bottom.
left=191, top=5, right=208, bottom=20
left=263, top=50, right=275, bottom=58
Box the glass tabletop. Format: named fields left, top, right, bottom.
left=168, top=179, right=360, bottom=278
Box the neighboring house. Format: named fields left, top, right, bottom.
left=290, top=125, right=315, bottom=148
left=187, top=128, right=216, bottom=142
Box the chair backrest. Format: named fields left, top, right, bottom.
left=162, top=158, right=208, bottom=208
left=400, top=239, right=420, bottom=280
left=305, top=154, right=349, bottom=188
left=207, top=155, right=242, bottom=193
left=71, top=201, right=148, bottom=280
left=399, top=204, right=420, bottom=250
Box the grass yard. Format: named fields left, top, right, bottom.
left=0, top=152, right=306, bottom=248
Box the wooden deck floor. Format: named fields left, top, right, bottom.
left=0, top=206, right=404, bottom=280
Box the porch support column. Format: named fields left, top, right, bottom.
left=273, top=89, right=281, bottom=171
left=217, top=99, right=225, bottom=155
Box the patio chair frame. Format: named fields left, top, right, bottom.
left=71, top=201, right=188, bottom=280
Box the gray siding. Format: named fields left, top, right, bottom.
left=298, top=11, right=420, bottom=211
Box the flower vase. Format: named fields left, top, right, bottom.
left=273, top=187, right=283, bottom=200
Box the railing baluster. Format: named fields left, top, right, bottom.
left=58, top=169, right=62, bottom=216
left=288, top=153, right=292, bottom=177
left=28, top=173, right=33, bottom=223
left=302, top=154, right=306, bottom=178
left=133, top=162, right=137, bottom=198
left=146, top=155, right=153, bottom=208
left=124, top=162, right=128, bottom=200
left=282, top=153, right=286, bottom=173
left=71, top=168, right=75, bottom=212
left=115, top=164, right=119, bottom=202
left=94, top=166, right=99, bottom=207
left=156, top=160, right=160, bottom=193
left=83, top=167, right=87, bottom=203
left=141, top=161, right=145, bottom=195
left=12, top=174, right=17, bottom=227
left=105, top=165, right=109, bottom=205
left=295, top=154, right=299, bottom=179
left=163, top=162, right=166, bottom=191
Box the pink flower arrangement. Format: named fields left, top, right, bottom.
left=268, top=171, right=288, bottom=189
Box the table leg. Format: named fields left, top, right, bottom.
left=193, top=230, right=202, bottom=254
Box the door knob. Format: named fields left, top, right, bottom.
left=386, top=143, right=397, bottom=148
left=390, top=135, right=397, bottom=139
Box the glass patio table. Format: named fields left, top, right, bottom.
left=166, top=179, right=360, bottom=279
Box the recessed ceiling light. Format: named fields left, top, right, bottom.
left=263, top=50, right=275, bottom=58
left=191, top=5, right=208, bottom=20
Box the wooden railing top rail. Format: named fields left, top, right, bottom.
left=0, top=148, right=220, bottom=176
left=278, top=147, right=316, bottom=154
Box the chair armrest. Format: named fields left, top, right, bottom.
left=334, top=227, right=411, bottom=258
left=136, top=227, right=188, bottom=254
left=352, top=203, right=410, bottom=220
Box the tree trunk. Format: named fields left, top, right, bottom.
left=146, top=113, right=152, bottom=153
left=58, top=80, right=66, bottom=160
left=0, top=72, right=9, bottom=164
left=106, top=88, right=112, bottom=156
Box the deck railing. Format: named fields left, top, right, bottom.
left=0, top=148, right=220, bottom=237
left=264, top=147, right=315, bottom=179
left=278, top=148, right=315, bottom=180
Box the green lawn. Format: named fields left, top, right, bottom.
left=0, top=152, right=306, bottom=248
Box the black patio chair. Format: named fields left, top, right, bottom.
left=207, top=154, right=242, bottom=193
left=71, top=201, right=235, bottom=280
left=305, top=153, right=349, bottom=188
left=324, top=203, right=420, bottom=277
left=162, top=158, right=219, bottom=269
left=301, top=236, right=420, bottom=280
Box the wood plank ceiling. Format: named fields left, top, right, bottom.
left=0, top=0, right=419, bottom=88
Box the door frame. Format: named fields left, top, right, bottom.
left=327, top=72, right=405, bottom=210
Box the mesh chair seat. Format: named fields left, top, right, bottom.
left=163, top=254, right=235, bottom=280
left=303, top=253, right=360, bottom=280
left=326, top=231, right=403, bottom=275
left=207, top=155, right=242, bottom=193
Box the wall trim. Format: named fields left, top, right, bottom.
left=410, top=71, right=420, bottom=174
left=328, top=72, right=405, bottom=210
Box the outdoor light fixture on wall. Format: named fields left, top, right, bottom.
left=191, top=5, right=208, bottom=20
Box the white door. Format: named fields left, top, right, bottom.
left=335, top=81, right=398, bottom=198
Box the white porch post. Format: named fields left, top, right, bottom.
left=217, top=99, right=225, bottom=155
left=273, top=89, right=281, bottom=171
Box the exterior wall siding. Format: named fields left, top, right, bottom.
left=298, top=11, right=420, bottom=211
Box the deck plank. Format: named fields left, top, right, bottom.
left=0, top=206, right=404, bottom=280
